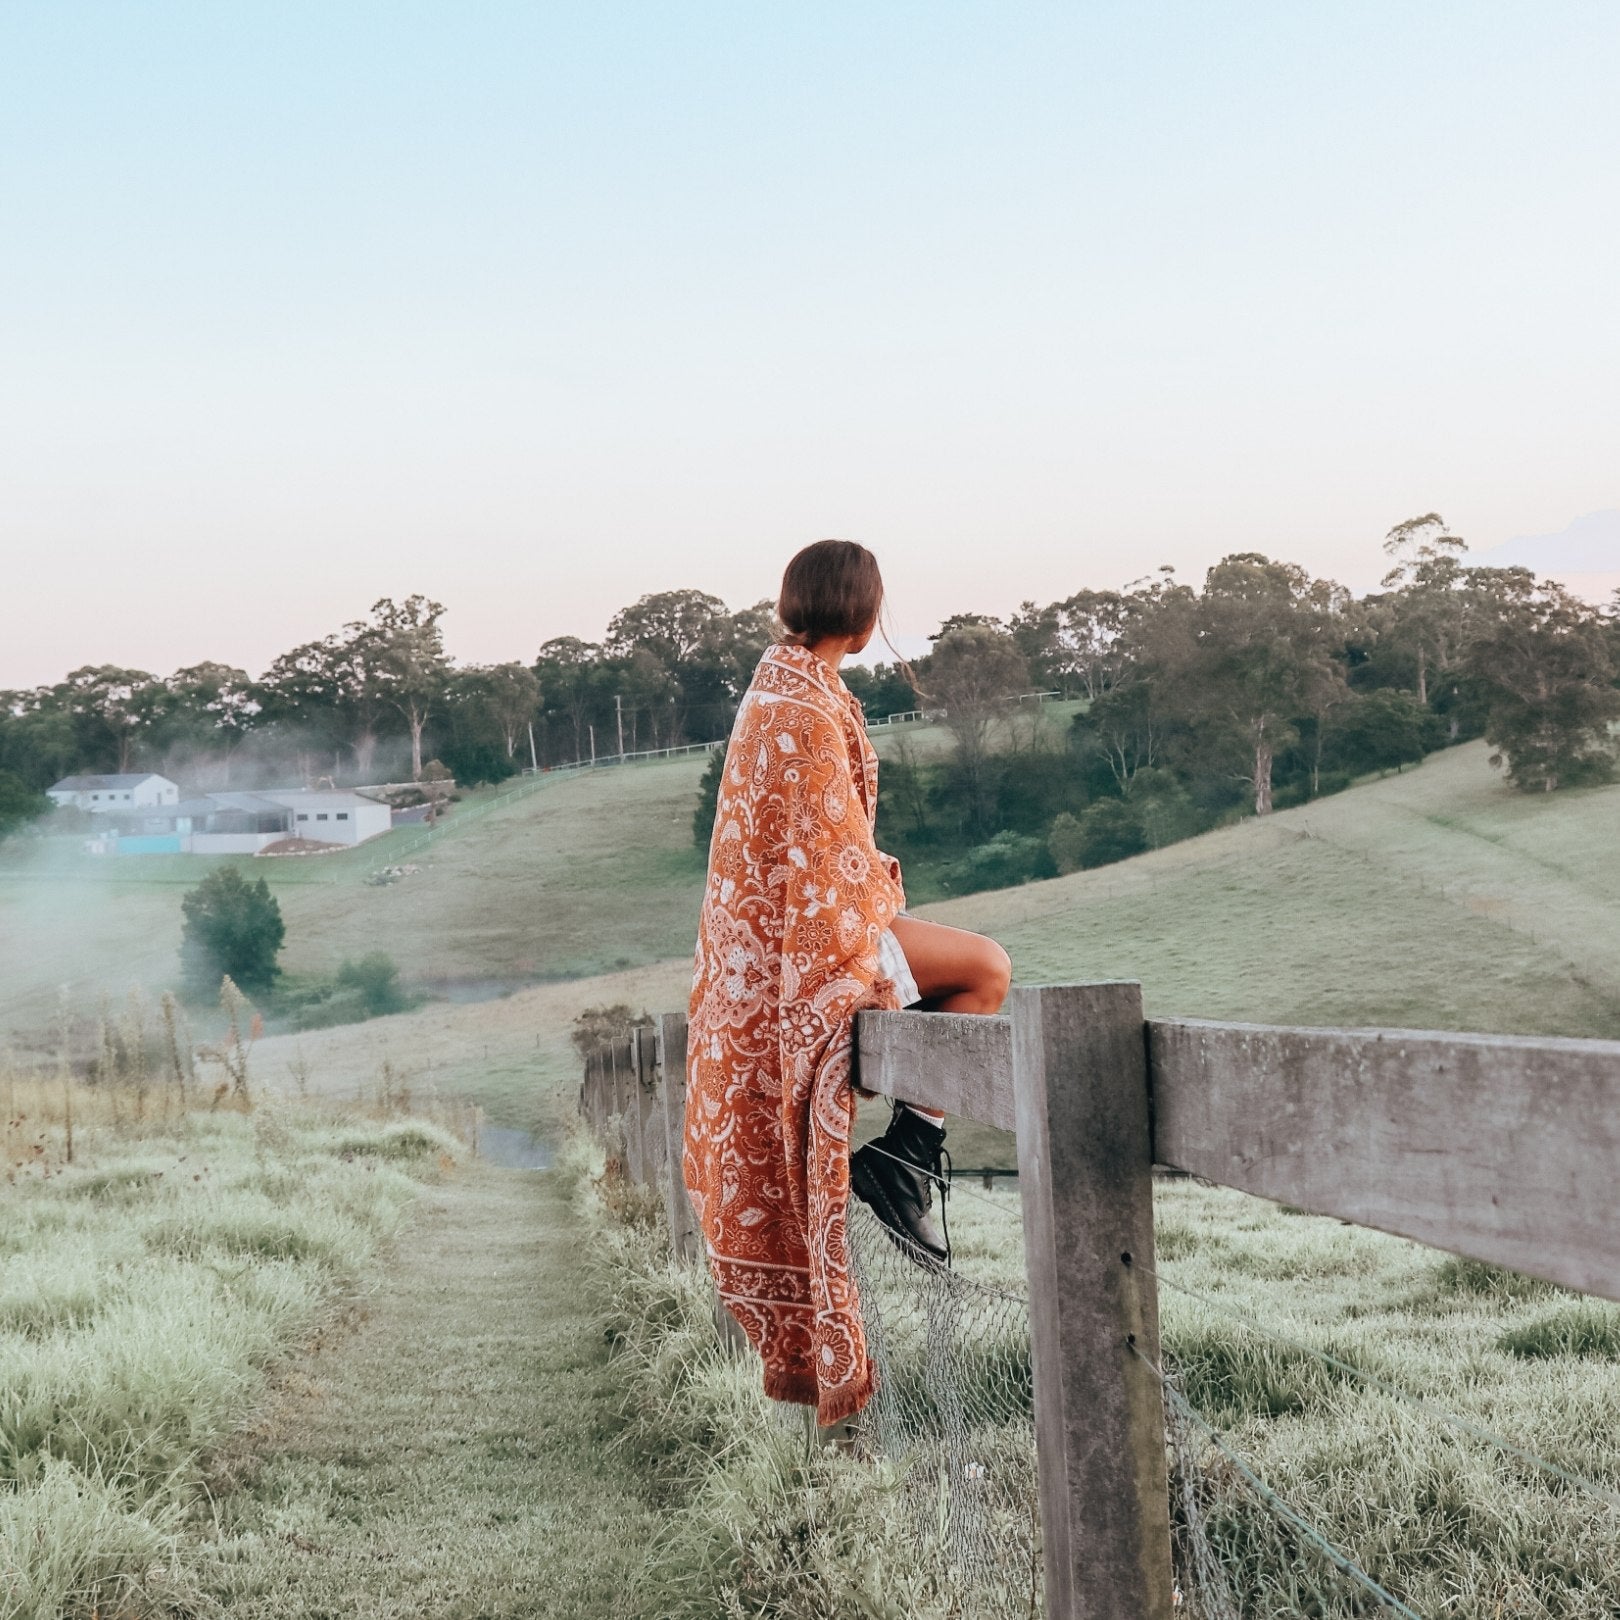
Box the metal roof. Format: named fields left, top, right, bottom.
left=202, top=791, right=294, bottom=814
left=258, top=789, right=381, bottom=808
left=49, top=773, right=173, bottom=791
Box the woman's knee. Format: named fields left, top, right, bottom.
left=963, top=936, right=1011, bottom=1012
left=979, top=939, right=1012, bottom=1007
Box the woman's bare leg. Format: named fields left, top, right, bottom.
left=889, top=915, right=1011, bottom=1016
left=850, top=915, right=1010, bottom=1262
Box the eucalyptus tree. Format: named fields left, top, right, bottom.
left=256, top=635, right=382, bottom=780
left=1166, top=554, right=1352, bottom=816
left=926, top=624, right=1032, bottom=836
left=363, top=595, right=451, bottom=781
left=1380, top=512, right=1470, bottom=708
left=1464, top=575, right=1619, bottom=791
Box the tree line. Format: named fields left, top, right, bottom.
left=3, top=518, right=1617, bottom=848
left=0, top=590, right=781, bottom=825
left=705, top=516, right=1620, bottom=898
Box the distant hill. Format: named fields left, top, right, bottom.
left=223, top=736, right=1620, bottom=1154
left=1474, top=508, right=1620, bottom=602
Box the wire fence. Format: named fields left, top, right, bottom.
left=847, top=1195, right=1041, bottom=1618
left=836, top=1158, right=1620, bottom=1620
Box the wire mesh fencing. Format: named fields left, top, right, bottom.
left=845, top=1188, right=1042, bottom=1618
left=841, top=1172, right=1470, bottom=1620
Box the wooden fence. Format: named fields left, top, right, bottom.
left=578, top=982, right=1620, bottom=1620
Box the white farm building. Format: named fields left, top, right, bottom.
left=79, top=788, right=392, bottom=856
left=49, top=773, right=180, bottom=814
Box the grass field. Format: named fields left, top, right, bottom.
left=4, top=722, right=1618, bottom=1615
left=222, top=739, right=1620, bottom=1176
left=585, top=1144, right=1620, bottom=1617
left=186, top=1165, right=663, bottom=1619
left=0, top=758, right=714, bottom=1043
left=0, top=1068, right=469, bottom=1618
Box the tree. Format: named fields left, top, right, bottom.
left=606, top=589, right=730, bottom=667
left=0, top=694, right=77, bottom=791
left=445, top=662, right=539, bottom=777
left=364, top=595, right=451, bottom=781
left=1165, top=555, right=1351, bottom=816
left=54, top=666, right=161, bottom=772
left=1069, top=573, right=1197, bottom=793
left=0, top=772, right=49, bottom=841
left=481, top=662, right=541, bottom=760
left=180, top=868, right=286, bottom=998
left=146, top=663, right=257, bottom=784
left=925, top=626, right=1031, bottom=836
left=844, top=662, right=921, bottom=722
left=535, top=637, right=606, bottom=762
left=256, top=632, right=388, bottom=780
left=1380, top=513, right=1470, bottom=708
left=1465, top=581, right=1619, bottom=792
left=692, top=746, right=725, bottom=848
left=1073, top=799, right=1148, bottom=867
left=1327, top=689, right=1431, bottom=777
left=1052, top=588, right=1133, bottom=700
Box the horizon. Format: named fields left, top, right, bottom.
left=4, top=509, right=1615, bottom=690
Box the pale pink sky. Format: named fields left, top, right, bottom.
left=3, top=3, right=1617, bottom=688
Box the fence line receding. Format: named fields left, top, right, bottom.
left=578, top=983, right=1620, bottom=1620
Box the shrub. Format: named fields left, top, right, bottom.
left=1129, top=767, right=1204, bottom=848
left=179, top=868, right=285, bottom=999
left=335, top=952, right=411, bottom=1017
left=1047, top=811, right=1085, bottom=875
left=571, top=1003, right=650, bottom=1059
left=1327, top=689, right=1432, bottom=776
left=691, top=747, right=725, bottom=849
left=1073, top=798, right=1147, bottom=868
left=939, top=831, right=1051, bottom=894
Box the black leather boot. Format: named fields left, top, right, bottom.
left=850, top=1106, right=950, bottom=1267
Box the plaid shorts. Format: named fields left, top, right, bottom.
left=877, top=923, right=921, bottom=1009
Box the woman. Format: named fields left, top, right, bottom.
left=683, top=539, right=1011, bottom=1425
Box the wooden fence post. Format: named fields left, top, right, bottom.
left=610, top=1040, right=631, bottom=1172
left=623, top=1031, right=646, bottom=1184
left=1010, top=982, right=1173, bottom=1620
left=657, top=1013, right=698, bottom=1261
left=635, top=1026, right=663, bottom=1190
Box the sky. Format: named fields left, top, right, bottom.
left=2, top=2, right=1617, bottom=688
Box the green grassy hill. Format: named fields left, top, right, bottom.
left=0, top=706, right=1057, bottom=1040
left=5, top=733, right=1616, bottom=1137
left=237, top=739, right=1620, bottom=1155
left=937, top=739, right=1620, bottom=1036
left=0, top=757, right=715, bottom=1039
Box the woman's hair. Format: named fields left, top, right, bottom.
left=778, top=540, right=884, bottom=643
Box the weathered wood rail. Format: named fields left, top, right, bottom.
left=579, top=983, right=1620, bottom=1620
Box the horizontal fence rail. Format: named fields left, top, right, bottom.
left=1148, top=1019, right=1620, bottom=1302
left=580, top=986, right=1620, bottom=1620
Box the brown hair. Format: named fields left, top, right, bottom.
left=778, top=539, right=884, bottom=644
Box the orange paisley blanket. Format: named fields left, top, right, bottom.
left=684, top=642, right=906, bottom=1424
